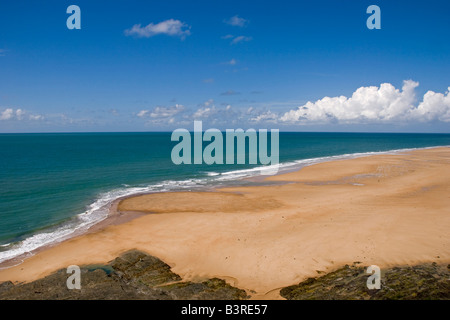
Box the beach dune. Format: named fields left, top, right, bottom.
left=0, top=147, right=449, bottom=299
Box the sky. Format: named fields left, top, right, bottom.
left=0, top=0, right=449, bottom=133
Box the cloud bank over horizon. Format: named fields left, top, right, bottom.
left=0, top=108, right=43, bottom=121
left=131, top=80, right=450, bottom=128
left=280, top=80, right=450, bottom=125
left=2, top=81, right=449, bottom=132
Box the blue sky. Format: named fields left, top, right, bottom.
left=0, top=0, right=449, bottom=132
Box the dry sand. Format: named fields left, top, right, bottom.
left=0, top=147, right=449, bottom=299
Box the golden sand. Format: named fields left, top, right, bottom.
left=0, top=147, right=449, bottom=299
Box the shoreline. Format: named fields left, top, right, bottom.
left=2, top=145, right=438, bottom=269
left=0, top=146, right=449, bottom=299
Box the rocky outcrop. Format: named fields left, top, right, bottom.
left=2, top=252, right=448, bottom=300
left=280, top=262, right=450, bottom=300
left=0, top=250, right=248, bottom=300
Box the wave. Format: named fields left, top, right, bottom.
left=0, top=145, right=447, bottom=265
left=211, top=146, right=441, bottom=180
left=0, top=185, right=181, bottom=264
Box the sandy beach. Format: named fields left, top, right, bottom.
left=0, top=147, right=449, bottom=299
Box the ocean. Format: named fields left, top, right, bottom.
left=0, top=132, right=449, bottom=264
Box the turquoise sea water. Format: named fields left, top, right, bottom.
left=0, top=132, right=449, bottom=263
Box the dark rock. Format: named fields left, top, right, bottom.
left=0, top=281, right=14, bottom=293
left=111, top=250, right=182, bottom=286
left=160, top=278, right=248, bottom=300
left=280, top=262, right=450, bottom=300
left=0, top=250, right=247, bottom=300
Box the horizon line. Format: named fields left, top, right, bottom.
left=1, top=131, right=450, bottom=135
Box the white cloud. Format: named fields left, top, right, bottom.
left=280, top=80, right=450, bottom=124
left=124, top=19, right=191, bottom=39
left=28, top=114, right=44, bottom=121
left=0, top=108, right=13, bottom=120
left=231, top=35, right=252, bottom=44
left=412, top=89, right=450, bottom=122
left=221, top=35, right=252, bottom=45
left=137, top=110, right=149, bottom=118
left=224, top=15, right=248, bottom=27
left=226, top=58, right=237, bottom=65
left=193, top=106, right=215, bottom=119
left=0, top=108, right=43, bottom=121
left=192, top=100, right=237, bottom=124
left=15, top=109, right=25, bottom=120
left=137, top=104, right=185, bottom=120
left=0, top=49, right=6, bottom=57
left=250, top=110, right=278, bottom=123
left=193, top=99, right=215, bottom=119
left=150, top=104, right=184, bottom=118
left=203, top=99, right=214, bottom=107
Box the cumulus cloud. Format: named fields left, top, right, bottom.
left=125, top=19, right=191, bottom=39
left=412, top=89, right=450, bottom=122
left=15, top=109, right=25, bottom=120
left=250, top=110, right=278, bottom=123
left=193, top=99, right=215, bottom=118
left=0, top=108, right=43, bottom=121
left=224, top=15, right=248, bottom=27
left=280, top=80, right=450, bottom=124
left=192, top=100, right=238, bottom=124
left=137, top=104, right=185, bottom=121
left=137, top=110, right=149, bottom=118
left=0, top=108, right=14, bottom=120
left=193, top=106, right=215, bottom=118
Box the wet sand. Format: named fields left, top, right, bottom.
left=0, top=147, right=449, bottom=299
